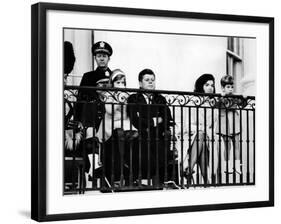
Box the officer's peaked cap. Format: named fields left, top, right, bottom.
left=91, top=41, right=113, bottom=56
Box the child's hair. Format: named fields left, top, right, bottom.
left=220, top=75, right=234, bottom=87
left=109, top=69, right=126, bottom=87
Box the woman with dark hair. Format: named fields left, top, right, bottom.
left=64, top=41, right=91, bottom=190
left=181, top=73, right=216, bottom=185
left=64, top=41, right=82, bottom=151
left=194, top=73, right=216, bottom=94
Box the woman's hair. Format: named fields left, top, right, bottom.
left=138, top=68, right=155, bottom=82
left=64, top=41, right=76, bottom=75
left=109, top=69, right=126, bottom=87
left=194, top=73, right=216, bottom=93
left=220, top=75, right=234, bottom=87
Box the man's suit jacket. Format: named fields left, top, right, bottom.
left=126, top=92, right=174, bottom=178
left=127, top=92, right=173, bottom=137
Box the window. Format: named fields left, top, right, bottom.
left=226, top=37, right=244, bottom=93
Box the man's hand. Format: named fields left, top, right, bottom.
left=65, top=131, right=83, bottom=151
left=152, top=117, right=163, bottom=126
left=67, top=120, right=83, bottom=131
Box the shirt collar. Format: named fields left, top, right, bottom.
left=142, top=93, right=153, bottom=104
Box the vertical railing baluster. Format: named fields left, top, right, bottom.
left=232, top=109, right=236, bottom=184
left=91, top=102, right=98, bottom=190
left=172, top=106, right=176, bottom=182
left=101, top=101, right=106, bottom=190
left=218, top=106, right=222, bottom=184
left=120, top=104, right=125, bottom=188
left=91, top=124, right=96, bottom=190
left=253, top=109, right=255, bottom=184
left=79, top=165, right=83, bottom=194
left=164, top=105, right=168, bottom=183
left=63, top=98, right=66, bottom=192
left=239, top=108, right=243, bottom=184
left=129, top=139, right=133, bottom=188
left=147, top=104, right=151, bottom=186
left=155, top=105, right=160, bottom=188
left=180, top=106, right=184, bottom=188
left=196, top=106, right=199, bottom=185
left=81, top=126, right=86, bottom=193
left=136, top=103, right=142, bottom=187
left=188, top=107, right=192, bottom=187
left=111, top=103, right=115, bottom=189
left=203, top=107, right=207, bottom=187
left=246, top=110, right=250, bottom=183
left=225, top=107, right=229, bottom=184
left=121, top=102, right=124, bottom=130
left=211, top=107, right=215, bottom=185
left=129, top=104, right=133, bottom=188
left=71, top=104, right=77, bottom=191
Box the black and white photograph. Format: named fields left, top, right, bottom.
left=2, top=0, right=281, bottom=223
left=63, top=28, right=256, bottom=194
left=30, top=2, right=274, bottom=222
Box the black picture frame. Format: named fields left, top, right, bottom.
left=31, top=2, right=274, bottom=222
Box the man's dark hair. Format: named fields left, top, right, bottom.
left=138, top=69, right=155, bottom=82
left=220, top=75, right=234, bottom=87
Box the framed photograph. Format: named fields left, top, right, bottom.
left=31, top=2, right=274, bottom=222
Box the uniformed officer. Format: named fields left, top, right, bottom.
left=75, top=41, right=113, bottom=130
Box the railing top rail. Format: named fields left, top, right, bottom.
left=65, top=85, right=255, bottom=100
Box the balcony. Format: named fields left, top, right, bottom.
left=64, top=86, right=255, bottom=194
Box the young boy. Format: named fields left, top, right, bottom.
left=216, top=75, right=242, bottom=178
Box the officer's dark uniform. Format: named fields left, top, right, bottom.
left=75, top=41, right=113, bottom=131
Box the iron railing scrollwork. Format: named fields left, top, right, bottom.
left=63, top=86, right=255, bottom=194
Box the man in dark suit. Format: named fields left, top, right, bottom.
left=127, top=69, right=175, bottom=187
left=75, top=41, right=113, bottom=131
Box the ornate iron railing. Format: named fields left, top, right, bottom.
left=63, top=86, right=255, bottom=194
